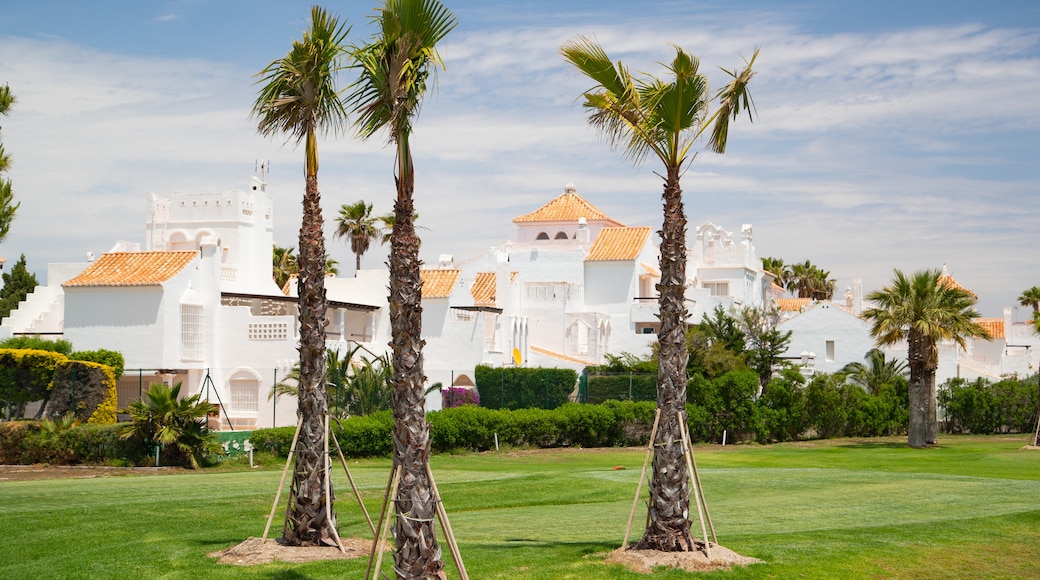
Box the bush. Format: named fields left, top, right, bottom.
left=69, top=348, right=125, bottom=380
left=941, top=376, right=1037, bottom=435
left=0, top=348, right=66, bottom=417
left=584, top=372, right=656, bottom=403
left=440, top=386, right=479, bottom=409
left=0, top=420, right=142, bottom=465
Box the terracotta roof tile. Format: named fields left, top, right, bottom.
left=776, top=297, right=813, bottom=312
left=939, top=273, right=977, bottom=299
left=513, top=191, right=624, bottom=226
left=973, top=318, right=1005, bottom=339
left=586, top=227, right=652, bottom=262
left=63, top=252, right=197, bottom=287
left=471, top=272, right=496, bottom=306
left=420, top=269, right=460, bottom=299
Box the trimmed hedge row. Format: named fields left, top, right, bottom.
left=250, top=400, right=658, bottom=458
left=0, top=421, right=145, bottom=465
left=474, top=366, right=577, bottom=410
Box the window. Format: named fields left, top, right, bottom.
left=703, top=281, right=729, bottom=297
left=536, top=232, right=550, bottom=240
left=248, top=322, right=289, bottom=341
left=229, top=378, right=259, bottom=412
left=180, top=305, right=203, bottom=361
left=641, top=327, right=655, bottom=334
left=826, top=340, right=835, bottom=362
left=554, top=231, right=569, bottom=239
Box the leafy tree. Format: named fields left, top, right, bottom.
left=701, top=304, right=746, bottom=353
left=0, top=254, right=38, bottom=320
left=119, top=382, right=220, bottom=469
left=251, top=6, right=350, bottom=547
left=839, top=348, right=907, bottom=396
left=735, top=306, right=792, bottom=392
left=335, top=200, right=378, bottom=273
left=1018, top=286, right=1040, bottom=314
left=861, top=268, right=990, bottom=447
left=349, top=0, right=457, bottom=572
left=561, top=36, right=757, bottom=551
left=0, top=83, right=19, bottom=243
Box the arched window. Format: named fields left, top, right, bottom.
left=228, top=370, right=260, bottom=413
left=554, top=231, right=569, bottom=240
left=536, top=232, right=550, bottom=240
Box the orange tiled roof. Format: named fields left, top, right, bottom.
left=586, top=227, right=652, bottom=262
left=471, top=272, right=496, bottom=306
left=776, top=297, right=813, bottom=312
left=939, top=273, right=977, bottom=299
left=420, top=269, right=460, bottom=298
left=63, top=252, right=197, bottom=287
left=513, top=192, right=624, bottom=226
left=973, top=318, right=1005, bottom=339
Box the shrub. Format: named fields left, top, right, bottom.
left=584, top=372, right=656, bottom=403
left=69, top=348, right=125, bottom=380
left=120, top=383, right=222, bottom=469
left=0, top=348, right=66, bottom=417
left=440, top=386, right=479, bottom=408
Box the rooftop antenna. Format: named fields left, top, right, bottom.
left=255, top=159, right=269, bottom=182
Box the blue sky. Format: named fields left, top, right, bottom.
left=1, top=0, right=1038, bottom=318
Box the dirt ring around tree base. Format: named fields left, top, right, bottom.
left=603, top=543, right=762, bottom=574
left=209, top=536, right=381, bottom=565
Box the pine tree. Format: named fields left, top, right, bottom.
left=0, top=83, right=19, bottom=243
left=0, top=254, right=39, bottom=320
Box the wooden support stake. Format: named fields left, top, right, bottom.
left=323, top=414, right=346, bottom=553
left=683, top=416, right=717, bottom=545
left=367, top=465, right=401, bottom=580
left=263, top=416, right=303, bottom=540
left=679, top=415, right=711, bottom=560
left=426, top=462, right=469, bottom=580
left=330, top=425, right=377, bottom=537
left=622, top=408, right=661, bottom=550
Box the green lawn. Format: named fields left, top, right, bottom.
left=1, top=435, right=1038, bottom=579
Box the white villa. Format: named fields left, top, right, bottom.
left=2, top=176, right=1037, bottom=428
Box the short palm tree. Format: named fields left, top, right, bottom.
left=251, top=6, right=350, bottom=547
left=272, top=245, right=298, bottom=292
left=1018, top=286, right=1040, bottom=314
left=335, top=200, right=379, bottom=273
left=840, top=348, right=908, bottom=396
left=348, top=0, right=456, bottom=575
left=119, top=382, right=220, bottom=469
left=561, top=37, right=757, bottom=552
left=790, top=260, right=835, bottom=300
left=861, top=268, right=990, bottom=447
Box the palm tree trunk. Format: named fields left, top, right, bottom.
left=635, top=169, right=694, bottom=552
left=907, top=329, right=929, bottom=448
left=284, top=173, right=337, bottom=546
left=389, top=158, right=443, bottom=578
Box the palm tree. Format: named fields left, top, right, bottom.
left=861, top=268, right=990, bottom=447
left=789, top=260, right=835, bottom=300
left=761, top=256, right=791, bottom=290
left=119, top=382, right=220, bottom=469
left=376, top=210, right=423, bottom=246
left=335, top=200, right=378, bottom=273
left=272, top=245, right=298, bottom=292
left=348, top=0, right=456, bottom=574
left=561, top=37, right=757, bottom=552
left=1018, top=286, right=1040, bottom=315
left=251, top=6, right=350, bottom=547
left=839, top=348, right=908, bottom=396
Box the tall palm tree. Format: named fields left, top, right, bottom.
left=335, top=200, right=379, bottom=273
left=861, top=268, right=990, bottom=447
left=251, top=6, right=350, bottom=547
left=348, top=0, right=456, bottom=575
left=1018, top=286, right=1040, bottom=314
left=839, top=348, right=907, bottom=396
left=789, top=260, right=835, bottom=300
left=561, top=37, right=757, bottom=552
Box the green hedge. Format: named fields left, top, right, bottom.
left=584, top=372, right=656, bottom=404
left=940, top=375, right=1038, bottom=434
left=0, top=421, right=144, bottom=465
left=474, top=366, right=577, bottom=410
